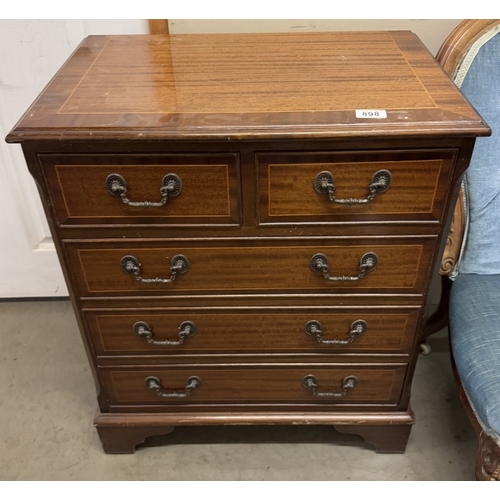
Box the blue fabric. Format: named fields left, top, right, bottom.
left=457, top=32, right=500, bottom=275
left=450, top=274, right=500, bottom=435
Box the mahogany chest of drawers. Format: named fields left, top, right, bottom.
left=6, top=32, right=490, bottom=453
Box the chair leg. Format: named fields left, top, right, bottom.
left=422, top=275, right=452, bottom=341
left=476, top=431, right=500, bottom=481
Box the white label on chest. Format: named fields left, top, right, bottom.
left=355, top=109, right=388, bottom=119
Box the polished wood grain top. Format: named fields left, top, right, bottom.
left=7, top=32, right=490, bottom=142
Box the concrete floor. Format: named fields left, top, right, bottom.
left=0, top=299, right=478, bottom=480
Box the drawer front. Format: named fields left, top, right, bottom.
left=40, top=154, right=241, bottom=226
left=257, top=150, right=456, bottom=225
left=86, top=306, right=420, bottom=356
left=66, top=237, right=436, bottom=297
left=100, top=364, right=407, bottom=406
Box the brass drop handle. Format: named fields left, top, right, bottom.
left=310, top=252, right=378, bottom=281
left=145, top=376, right=201, bottom=398
left=302, top=375, right=358, bottom=398
left=134, top=321, right=196, bottom=346
left=121, top=254, right=189, bottom=284
left=106, top=173, right=183, bottom=208
left=314, top=169, right=391, bottom=205
left=305, top=319, right=367, bottom=344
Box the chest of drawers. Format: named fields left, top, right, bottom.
left=6, top=32, right=490, bottom=453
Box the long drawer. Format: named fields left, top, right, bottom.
left=257, top=149, right=456, bottom=225
left=39, top=153, right=241, bottom=227
left=100, top=364, right=408, bottom=406
left=85, top=306, right=420, bottom=356
left=65, top=237, right=436, bottom=297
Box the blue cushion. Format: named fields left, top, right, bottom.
left=457, top=30, right=500, bottom=274
left=450, top=274, right=500, bottom=435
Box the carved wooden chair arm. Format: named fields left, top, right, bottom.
left=440, top=185, right=466, bottom=277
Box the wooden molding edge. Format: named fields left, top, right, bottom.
left=436, top=20, right=500, bottom=76
left=148, top=20, right=169, bottom=35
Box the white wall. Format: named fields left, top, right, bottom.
left=0, top=20, right=148, bottom=298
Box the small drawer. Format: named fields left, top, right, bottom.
left=65, top=236, right=436, bottom=297
left=85, top=306, right=420, bottom=356
left=257, top=149, right=456, bottom=225
left=100, top=364, right=408, bottom=407
left=40, top=153, right=241, bottom=227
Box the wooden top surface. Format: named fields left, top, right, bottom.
left=6, top=32, right=490, bottom=142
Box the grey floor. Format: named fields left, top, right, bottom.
left=0, top=300, right=477, bottom=480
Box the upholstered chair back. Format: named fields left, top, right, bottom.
left=455, top=27, right=500, bottom=274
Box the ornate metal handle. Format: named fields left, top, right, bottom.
left=310, top=252, right=378, bottom=281
left=133, top=320, right=196, bottom=346
left=302, top=374, right=358, bottom=397
left=106, top=173, right=183, bottom=208
left=305, top=319, right=367, bottom=345
left=314, top=169, right=391, bottom=205
left=145, top=376, right=201, bottom=398
left=121, top=254, right=189, bottom=284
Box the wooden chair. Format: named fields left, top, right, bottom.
left=426, top=19, right=500, bottom=481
